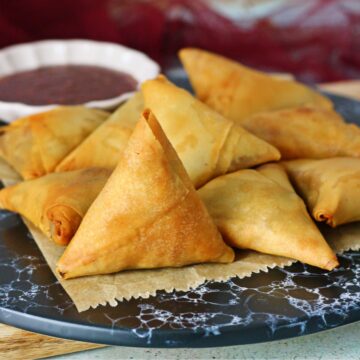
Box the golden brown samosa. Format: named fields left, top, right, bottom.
left=56, top=93, right=143, bottom=172
left=57, top=110, right=234, bottom=279
left=0, top=107, right=109, bottom=179
left=284, top=158, right=360, bottom=227
left=142, top=76, right=280, bottom=188
left=198, top=163, right=338, bottom=270
left=179, top=48, right=332, bottom=122
left=239, top=106, right=360, bottom=159
left=0, top=168, right=111, bottom=245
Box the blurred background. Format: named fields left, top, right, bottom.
left=0, top=0, right=359, bottom=83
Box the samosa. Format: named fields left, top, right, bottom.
left=56, top=93, right=143, bottom=172
left=179, top=48, right=332, bottom=122
left=239, top=106, right=360, bottom=159
left=57, top=109, right=234, bottom=279
left=284, top=158, right=360, bottom=227
left=0, top=107, right=109, bottom=179
left=142, top=76, right=280, bottom=188
left=0, top=168, right=111, bottom=245
left=198, top=163, right=338, bottom=270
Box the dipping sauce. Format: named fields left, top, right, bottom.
left=0, top=65, right=137, bottom=105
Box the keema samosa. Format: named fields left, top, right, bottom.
left=240, top=106, right=360, bottom=159
left=56, top=93, right=143, bottom=172
left=142, top=76, right=280, bottom=188
left=0, top=168, right=111, bottom=245
left=179, top=48, right=332, bottom=122
left=198, top=163, right=338, bottom=270
left=284, top=158, right=360, bottom=227
left=57, top=109, right=234, bottom=279
left=0, top=107, right=109, bottom=179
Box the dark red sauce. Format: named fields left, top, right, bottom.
left=0, top=65, right=137, bottom=105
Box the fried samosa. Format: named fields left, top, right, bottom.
left=0, top=168, right=111, bottom=245
left=239, top=106, right=360, bottom=159
left=57, top=110, right=234, bottom=279
left=0, top=107, right=109, bottom=179
left=179, top=48, right=332, bottom=122
left=56, top=93, right=143, bottom=172
left=284, top=158, right=360, bottom=227
left=142, top=76, right=280, bottom=188
left=198, top=163, right=338, bottom=270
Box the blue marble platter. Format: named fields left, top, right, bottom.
left=0, top=87, right=360, bottom=347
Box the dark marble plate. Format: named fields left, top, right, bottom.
left=0, top=87, right=360, bottom=348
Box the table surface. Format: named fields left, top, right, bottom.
left=50, top=321, right=360, bottom=360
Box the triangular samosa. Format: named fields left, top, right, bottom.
left=56, top=93, right=143, bottom=172
left=57, top=109, right=234, bottom=279
left=239, top=106, right=360, bottom=159
left=284, top=158, right=360, bottom=227
left=0, top=168, right=111, bottom=245
left=198, top=163, right=338, bottom=270
left=179, top=48, right=332, bottom=122
left=142, top=76, right=280, bottom=188
left=0, top=107, right=109, bottom=179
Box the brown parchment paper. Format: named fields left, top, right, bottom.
left=2, top=169, right=360, bottom=312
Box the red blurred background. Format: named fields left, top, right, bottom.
left=0, top=0, right=359, bottom=83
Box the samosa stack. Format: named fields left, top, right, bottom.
left=3, top=47, right=360, bottom=287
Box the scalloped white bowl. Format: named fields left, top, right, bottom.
left=0, top=40, right=160, bottom=122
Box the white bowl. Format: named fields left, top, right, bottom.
left=0, top=40, right=160, bottom=122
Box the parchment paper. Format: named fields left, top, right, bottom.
left=2, top=169, right=360, bottom=312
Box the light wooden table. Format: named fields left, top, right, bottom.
left=0, top=323, right=103, bottom=359
left=1, top=80, right=359, bottom=360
